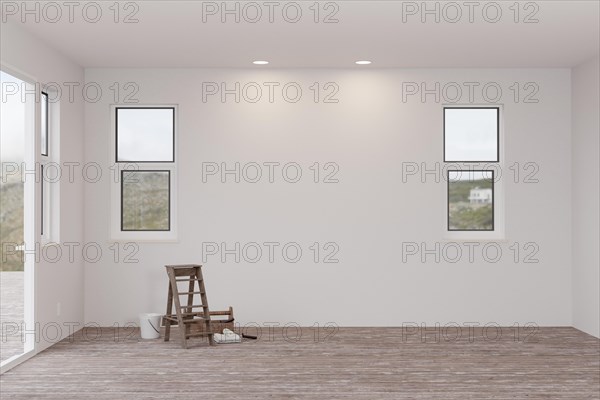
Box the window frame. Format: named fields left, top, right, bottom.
left=110, top=104, right=178, bottom=242
left=120, top=169, right=171, bottom=232
left=443, top=105, right=505, bottom=240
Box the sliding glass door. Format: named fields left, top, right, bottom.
left=1, top=70, right=36, bottom=367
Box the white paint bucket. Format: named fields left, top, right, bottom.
left=139, top=313, right=162, bottom=339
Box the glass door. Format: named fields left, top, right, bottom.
left=1, top=69, right=36, bottom=367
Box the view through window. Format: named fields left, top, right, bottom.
left=0, top=70, right=26, bottom=362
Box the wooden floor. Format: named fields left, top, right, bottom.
left=1, top=327, right=598, bottom=399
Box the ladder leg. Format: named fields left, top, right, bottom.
left=168, top=269, right=188, bottom=349
left=186, top=277, right=194, bottom=314
left=197, top=266, right=215, bottom=346
left=164, top=280, right=173, bottom=342
left=185, top=276, right=195, bottom=339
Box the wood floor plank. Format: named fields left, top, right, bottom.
left=1, top=327, right=598, bottom=399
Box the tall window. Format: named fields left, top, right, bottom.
left=444, top=107, right=501, bottom=234
left=40, top=92, right=51, bottom=241
left=40, top=92, right=48, bottom=156
left=112, top=106, right=177, bottom=240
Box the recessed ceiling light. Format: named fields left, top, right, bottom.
left=355, top=60, right=372, bottom=65
left=253, top=60, right=269, bottom=65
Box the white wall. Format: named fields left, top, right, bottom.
left=572, top=55, right=600, bottom=338
left=84, top=68, right=572, bottom=328
left=1, top=22, right=85, bottom=350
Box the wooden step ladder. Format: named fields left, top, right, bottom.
left=163, top=265, right=215, bottom=349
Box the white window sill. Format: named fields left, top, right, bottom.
left=110, top=230, right=178, bottom=243
left=444, top=231, right=506, bottom=242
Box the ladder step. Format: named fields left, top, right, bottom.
left=177, top=291, right=204, bottom=295
left=164, top=315, right=208, bottom=323
left=176, top=278, right=201, bottom=281
left=179, top=304, right=208, bottom=308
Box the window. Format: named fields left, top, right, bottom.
left=448, top=170, right=494, bottom=231
left=444, top=106, right=502, bottom=236
left=444, top=107, right=498, bottom=162
left=111, top=106, right=177, bottom=240
left=116, top=108, right=174, bottom=162
left=40, top=90, right=56, bottom=243
left=41, top=92, right=48, bottom=156
left=121, top=170, right=170, bottom=231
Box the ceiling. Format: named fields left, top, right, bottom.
left=3, top=0, right=599, bottom=68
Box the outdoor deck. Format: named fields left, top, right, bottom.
left=0, top=271, right=24, bottom=362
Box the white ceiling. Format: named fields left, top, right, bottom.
left=3, top=0, right=599, bottom=68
